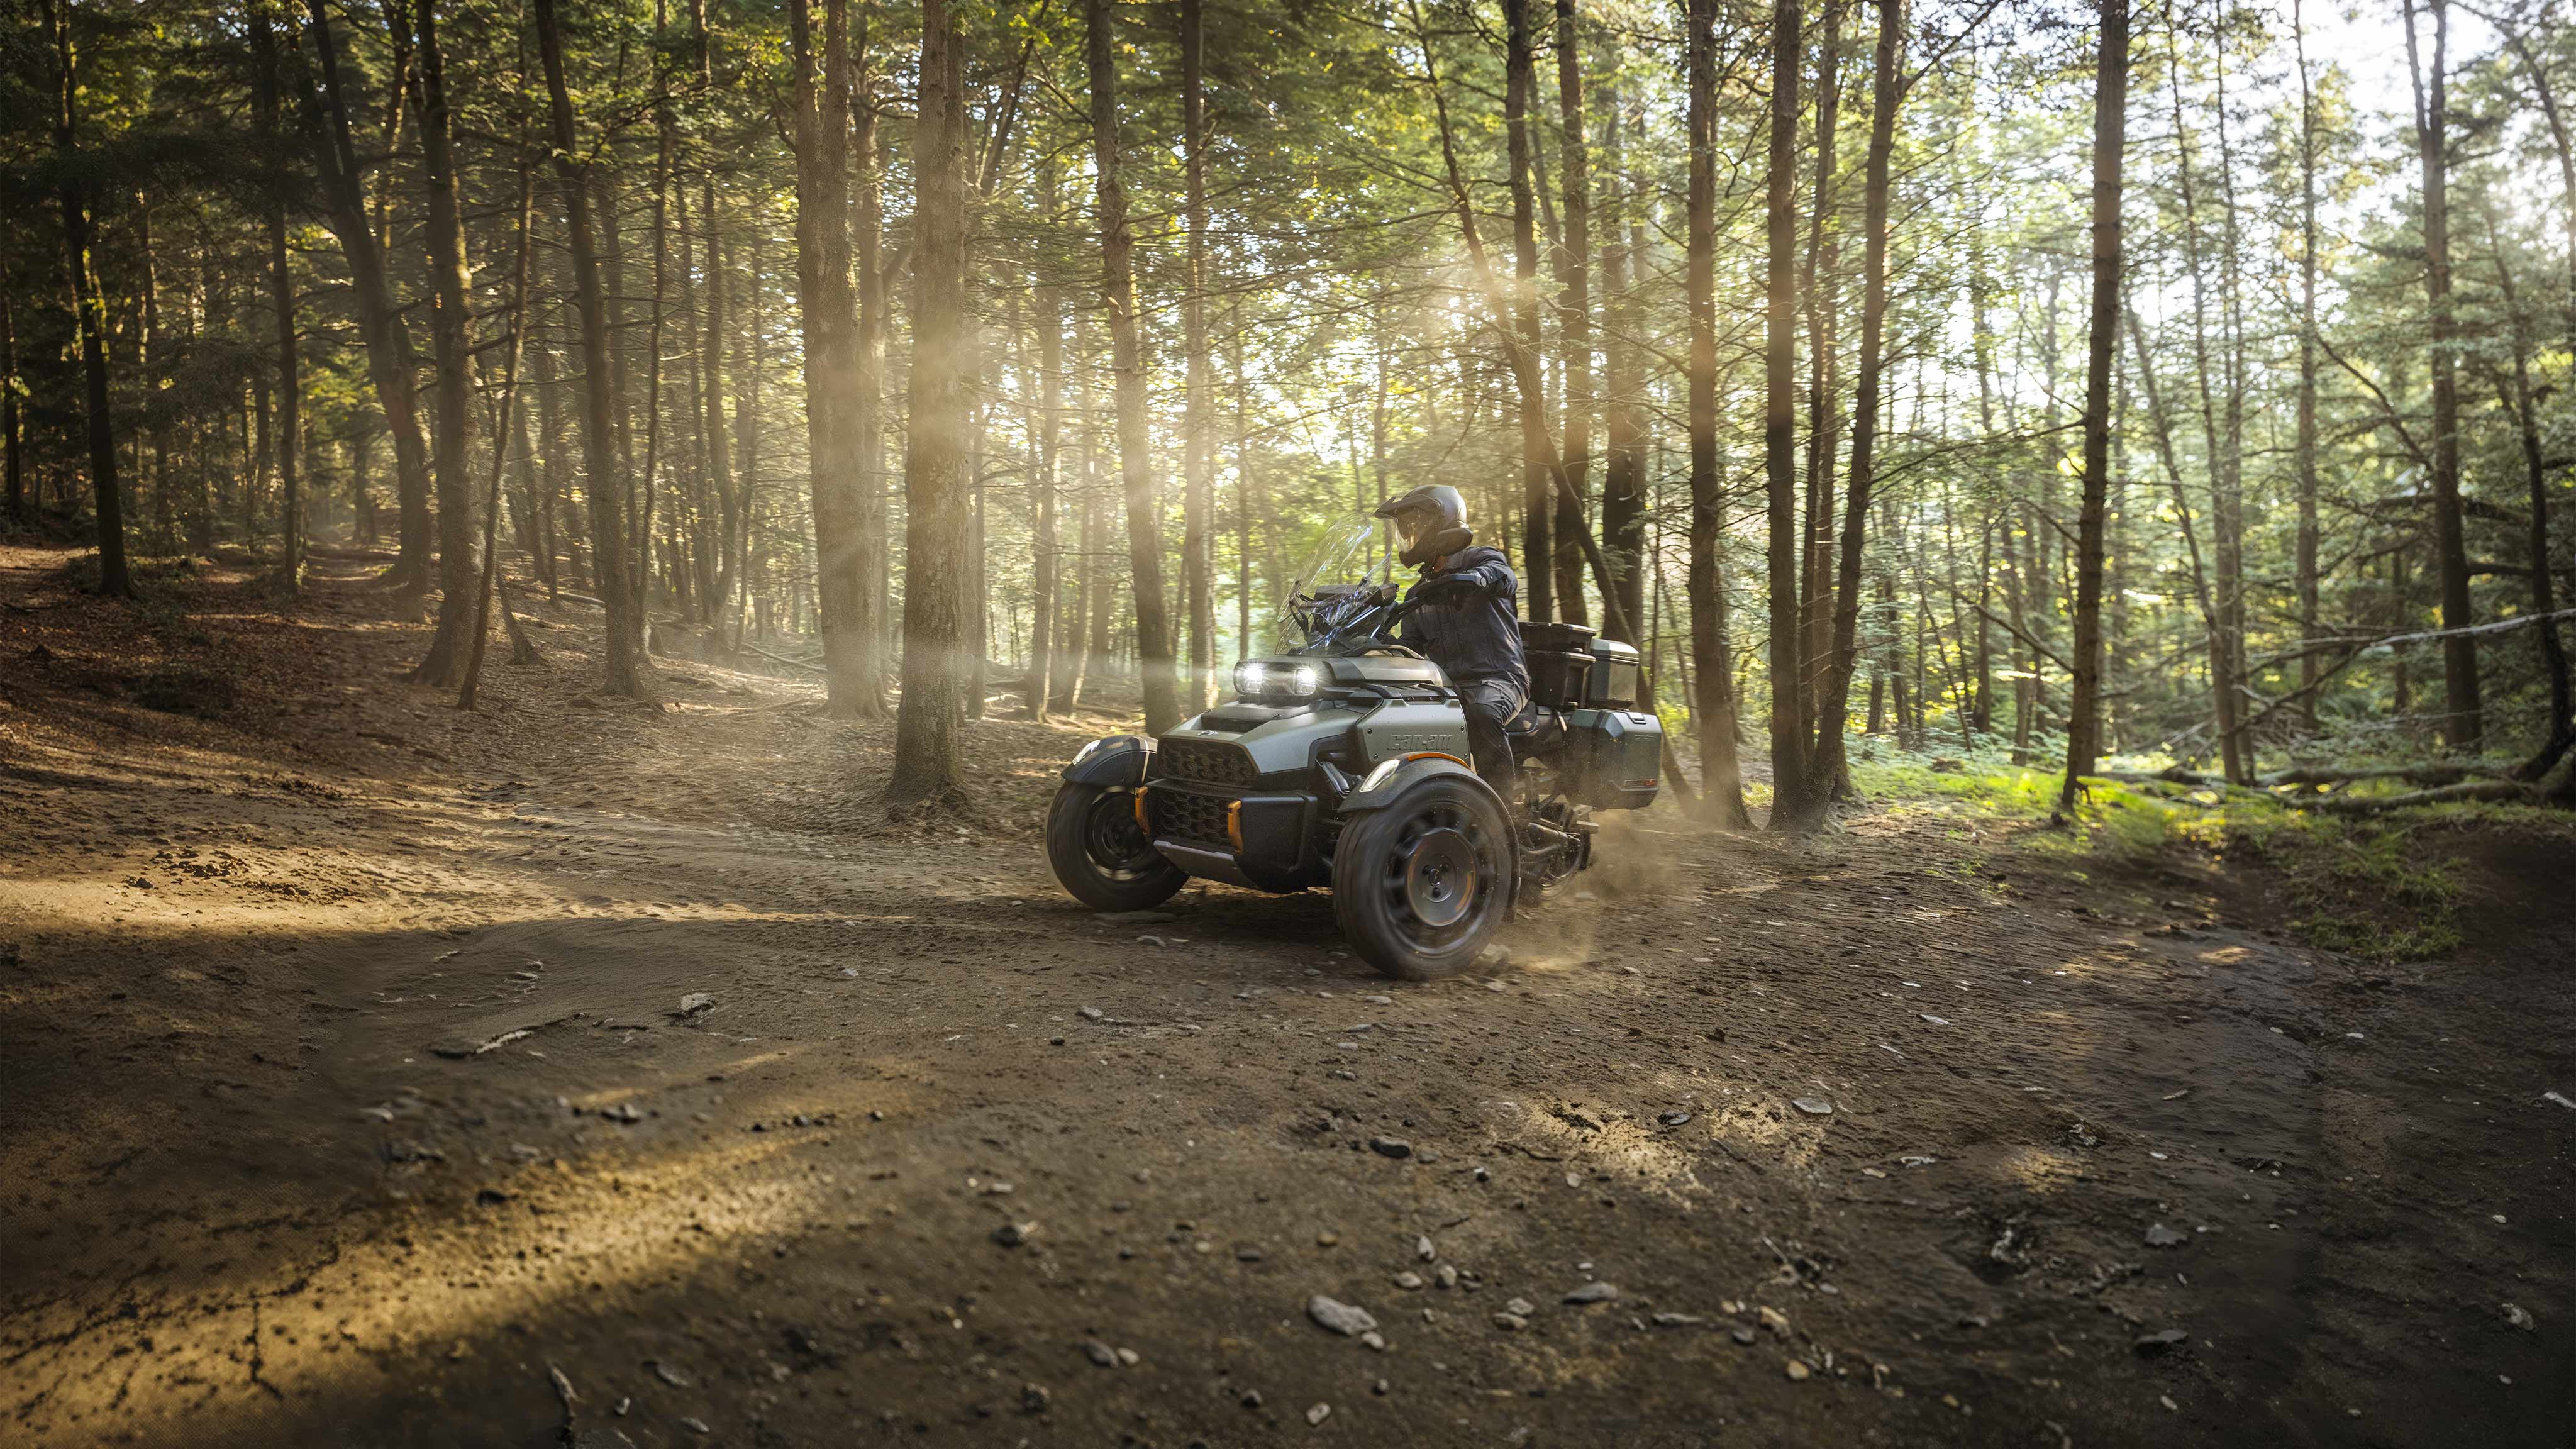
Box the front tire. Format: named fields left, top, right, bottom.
left=1046, top=783, right=1186, bottom=913
left=1332, top=775, right=1514, bottom=980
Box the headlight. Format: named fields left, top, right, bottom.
left=1233, top=660, right=1319, bottom=700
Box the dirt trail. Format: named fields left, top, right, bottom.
left=2, top=547, right=2569, bottom=1448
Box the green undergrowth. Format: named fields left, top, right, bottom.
left=1849, top=757, right=2491, bottom=964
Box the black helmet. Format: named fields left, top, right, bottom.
left=1375, top=484, right=1472, bottom=567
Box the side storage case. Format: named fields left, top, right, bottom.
left=1564, top=708, right=1662, bottom=810
left=1521, top=621, right=1597, bottom=711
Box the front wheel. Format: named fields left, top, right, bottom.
left=1332, top=775, right=1514, bottom=980
left=1046, top=783, right=1185, bottom=912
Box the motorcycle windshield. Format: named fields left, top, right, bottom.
left=1280, top=516, right=1397, bottom=650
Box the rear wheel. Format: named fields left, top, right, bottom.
left=1332, top=775, right=1513, bottom=980
left=1046, top=783, right=1185, bottom=913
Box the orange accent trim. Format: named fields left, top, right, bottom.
left=1133, top=789, right=1151, bottom=833
left=1226, top=799, right=1243, bottom=853
left=1403, top=751, right=1471, bottom=766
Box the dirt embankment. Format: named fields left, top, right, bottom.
left=2, top=544, right=2569, bottom=1448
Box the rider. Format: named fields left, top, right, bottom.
left=1375, top=485, right=1528, bottom=797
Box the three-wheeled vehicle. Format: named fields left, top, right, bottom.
left=1046, top=516, right=1662, bottom=979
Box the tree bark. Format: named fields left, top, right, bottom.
left=1800, top=1, right=1845, bottom=732
left=2479, top=208, right=2573, bottom=777
left=791, top=0, right=877, bottom=716
left=1685, top=0, right=1753, bottom=828
left=2292, top=0, right=2321, bottom=732
left=2060, top=0, right=2128, bottom=810
left=1550, top=0, right=1593, bottom=624
left=1088, top=0, right=1184, bottom=734
left=887, top=0, right=976, bottom=802
left=1764, top=0, right=1817, bottom=829
left=1504, top=0, right=1554, bottom=623
left=250, top=8, right=300, bottom=587
left=534, top=0, right=645, bottom=696
left=2404, top=0, right=2480, bottom=750
left=410, top=0, right=480, bottom=686
left=47, top=0, right=127, bottom=597
left=1180, top=0, right=1216, bottom=711
left=458, top=164, right=536, bottom=713
left=1597, top=74, right=1646, bottom=641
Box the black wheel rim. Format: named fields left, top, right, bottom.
left=1376, top=797, right=1499, bottom=953
left=1084, top=791, right=1163, bottom=882
left=1403, top=827, right=1479, bottom=927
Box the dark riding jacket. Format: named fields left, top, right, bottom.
left=1399, top=545, right=1528, bottom=691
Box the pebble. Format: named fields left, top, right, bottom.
left=2502, top=1303, right=2534, bottom=1331
left=1021, top=1383, right=1051, bottom=1413
left=1731, top=1326, right=1757, bottom=1345
left=1078, top=1006, right=1104, bottom=1020
left=1658, top=1111, right=1692, bottom=1126
left=1652, top=1313, right=1704, bottom=1327
left=1306, top=1403, right=1331, bottom=1426
left=1316, top=1231, right=1341, bottom=1247
left=1563, top=1282, right=1619, bottom=1305
left=1790, top=1097, right=1833, bottom=1116
left=2135, top=1328, right=2187, bottom=1355
left=680, top=1418, right=711, bottom=1435
left=2145, top=1223, right=2187, bottom=1248
left=992, top=1222, right=1037, bottom=1247
left=1506, top=1297, right=1536, bottom=1317
left=1360, top=1330, right=1387, bottom=1352
left=1308, top=1296, right=1378, bottom=1336
left=1785, top=1360, right=1812, bottom=1382
left=1436, top=1263, right=1458, bottom=1289
left=1491, top=1312, right=1528, bottom=1331
left=1368, top=1137, right=1413, bottom=1159
left=1416, top=1235, right=1436, bottom=1261
left=1240, top=1389, right=1264, bottom=1409
left=1394, top=1272, right=1425, bottom=1291
left=678, top=992, right=714, bottom=1016
left=1082, top=1339, right=1117, bottom=1367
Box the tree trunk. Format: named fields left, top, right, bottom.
left=1504, top=0, right=1554, bottom=623
left=458, top=164, right=536, bottom=713
left=1685, top=0, right=1753, bottom=828
left=703, top=181, right=735, bottom=625
left=1800, top=0, right=1844, bottom=733
left=47, top=0, right=127, bottom=597
left=853, top=53, right=891, bottom=699
left=250, top=9, right=300, bottom=587
left=1809, top=0, right=1906, bottom=803
left=2059, top=0, right=2127, bottom=810
left=534, top=0, right=645, bottom=696
left=2480, top=209, right=2573, bottom=777
left=1180, top=0, right=1216, bottom=712
left=2292, top=0, right=2321, bottom=732
left=303, top=0, right=431, bottom=591
left=1763, top=0, right=1816, bottom=829
left=2167, top=56, right=2248, bottom=781
left=791, top=0, right=876, bottom=715
left=1597, top=75, right=1646, bottom=641
left=410, top=0, right=479, bottom=687
left=1550, top=0, right=1593, bottom=625
left=888, top=0, right=976, bottom=801
left=2404, top=0, right=2480, bottom=750
left=1088, top=0, right=1184, bottom=735
left=1029, top=174, right=1065, bottom=723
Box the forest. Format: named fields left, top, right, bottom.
left=3, top=0, right=2574, bottom=1443
left=8, top=0, right=2569, bottom=821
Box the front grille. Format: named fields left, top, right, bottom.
left=1160, top=738, right=1257, bottom=786
left=1152, top=787, right=1234, bottom=847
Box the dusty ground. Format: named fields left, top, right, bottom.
left=1, top=542, right=2570, bottom=1449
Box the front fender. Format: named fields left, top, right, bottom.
left=1336, top=752, right=1503, bottom=817
left=1062, top=735, right=1151, bottom=787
